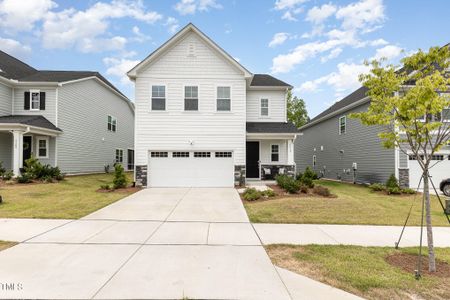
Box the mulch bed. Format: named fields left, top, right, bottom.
left=97, top=186, right=141, bottom=193
left=386, top=253, right=450, bottom=278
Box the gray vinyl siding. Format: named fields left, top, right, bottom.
left=13, top=86, right=57, bottom=124
left=0, top=132, right=12, bottom=169
left=295, top=102, right=395, bottom=184
left=32, top=135, right=56, bottom=167
left=57, top=79, right=134, bottom=174
left=0, top=82, right=12, bottom=116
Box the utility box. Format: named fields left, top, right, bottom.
left=446, top=199, right=450, bottom=215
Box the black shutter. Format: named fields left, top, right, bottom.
left=24, top=92, right=30, bottom=110
left=40, top=92, right=46, bottom=110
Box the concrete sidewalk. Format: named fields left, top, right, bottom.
left=253, top=223, right=450, bottom=247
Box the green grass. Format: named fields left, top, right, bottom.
left=244, top=180, right=450, bottom=225
left=0, top=241, right=16, bottom=251
left=266, top=244, right=450, bottom=300
left=0, top=173, right=136, bottom=219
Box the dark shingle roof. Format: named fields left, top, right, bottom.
left=308, top=86, right=369, bottom=124
left=0, top=115, right=62, bottom=131
left=0, top=50, right=126, bottom=98
left=250, top=74, right=292, bottom=88
left=246, top=122, right=299, bottom=133
left=0, top=50, right=37, bottom=80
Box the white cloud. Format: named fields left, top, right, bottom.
left=131, top=26, right=150, bottom=42
left=320, top=47, right=342, bottom=62
left=336, top=0, right=385, bottom=31
left=371, top=44, right=403, bottom=61
left=103, top=56, right=140, bottom=85
left=298, top=62, right=370, bottom=96
left=165, top=17, right=179, bottom=34
left=0, top=0, right=56, bottom=33
left=269, top=32, right=289, bottom=47
left=41, top=0, right=162, bottom=53
left=274, top=0, right=308, bottom=10
left=370, top=38, right=388, bottom=46
left=281, top=11, right=297, bottom=21
left=0, top=37, right=31, bottom=58
left=174, top=0, right=222, bottom=15
left=306, top=3, right=336, bottom=24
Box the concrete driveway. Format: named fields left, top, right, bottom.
left=0, top=188, right=292, bottom=299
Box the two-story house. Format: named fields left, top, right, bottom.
left=0, top=50, right=135, bottom=176
left=295, top=85, right=450, bottom=190
left=128, top=23, right=298, bottom=187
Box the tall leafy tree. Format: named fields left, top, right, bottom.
left=287, top=90, right=309, bottom=128
left=351, top=46, right=450, bottom=272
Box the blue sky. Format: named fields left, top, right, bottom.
left=0, top=0, right=448, bottom=118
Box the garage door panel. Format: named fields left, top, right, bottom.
left=148, top=152, right=234, bottom=188
left=409, top=156, right=450, bottom=190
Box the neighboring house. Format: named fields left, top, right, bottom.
left=295, top=86, right=450, bottom=189
left=128, top=23, right=298, bottom=187
left=0, top=50, right=135, bottom=176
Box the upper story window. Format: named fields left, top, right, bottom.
left=107, top=115, right=117, bottom=132
left=24, top=90, right=45, bottom=111
left=261, top=98, right=269, bottom=116
left=36, top=137, right=49, bottom=159
left=151, top=85, right=166, bottom=111
left=217, top=86, right=231, bottom=111
left=271, top=144, right=279, bottom=162
left=184, top=86, right=198, bottom=111
left=339, top=116, right=346, bottom=135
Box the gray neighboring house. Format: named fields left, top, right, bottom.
left=0, top=50, right=135, bottom=176
left=295, top=85, right=450, bottom=189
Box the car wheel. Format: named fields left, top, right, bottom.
left=443, top=183, right=450, bottom=197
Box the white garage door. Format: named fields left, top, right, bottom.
left=409, top=154, right=450, bottom=190
left=148, top=151, right=234, bottom=187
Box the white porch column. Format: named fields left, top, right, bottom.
left=12, top=130, right=24, bottom=176
left=287, top=139, right=294, bottom=165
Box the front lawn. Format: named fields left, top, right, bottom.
left=0, top=173, right=137, bottom=219
left=266, top=244, right=450, bottom=300
left=244, top=180, right=449, bottom=225
left=0, top=241, right=16, bottom=251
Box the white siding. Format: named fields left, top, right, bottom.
left=135, top=31, right=246, bottom=166
left=57, top=79, right=134, bottom=173
left=246, top=90, right=286, bottom=122
left=0, top=82, right=12, bottom=116
left=260, top=140, right=288, bottom=164
left=13, top=86, right=57, bottom=124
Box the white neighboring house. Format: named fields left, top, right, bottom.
left=128, top=23, right=298, bottom=187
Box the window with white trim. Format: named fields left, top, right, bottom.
left=194, top=152, right=211, bottom=157
left=151, top=85, right=166, bottom=111
left=271, top=145, right=279, bottom=162
left=173, top=152, right=189, bottom=157
left=260, top=98, right=269, bottom=116
left=217, top=86, right=231, bottom=111
left=151, top=151, right=168, bottom=157
left=115, top=149, right=123, bottom=163
left=184, top=86, right=198, bottom=111
left=339, top=116, right=346, bottom=135
left=31, top=91, right=40, bottom=110
left=36, top=137, right=49, bottom=158
left=215, top=152, right=232, bottom=158
left=107, top=115, right=117, bottom=132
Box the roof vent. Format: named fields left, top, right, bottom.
left=187, top=42, right=196, bottom=58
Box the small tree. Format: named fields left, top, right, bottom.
left=287, top=90, right=309, bottom=128
left=351, top=46, right=450, bottom=272
left=113, top=164, right=128, bottom=189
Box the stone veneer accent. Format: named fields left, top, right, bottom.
left=234, top=165, right=246, bottom=186
left=260, top=164, right=295, bottom=180
left=398, top=168, right=409, bottom=188
left=135, top=165, right=148, bottom=187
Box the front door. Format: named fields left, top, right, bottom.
left=246, top=141, right=260, bottom=178
left=23, top=136, right=32, bottom=166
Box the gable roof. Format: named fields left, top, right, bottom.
left=250, top=74, right=292, bottom=88
left=0, top=115, right=61, bottom=132
left=127, top=23, right=252, bottom=79
left=0, top=50, right=37, bottom=80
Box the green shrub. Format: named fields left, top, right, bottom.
left=300, top=176, right=315, bottom=188
left=303, top=166, right=318, bottom=180
left=295, top=173, right=303, bottom=181
left=262, top=189, right=276, bottom=198
left=313, top=185, right=331, bottom=197
left=386, top=174, right=400, bottom=189
left=16, top=173, right=32, bottom=184
left=2, top=170, right=13, bottom=181
left=369, top=183, right=386, bottom=192
left=402, top=188, right=416, bottom=194
left=243, top=188, right=261, bottom=201
left=275, top=174, right=289, bottom=188
left=276, top=174, right=301, bottom=193
left=100, top=184, right=111, bottom=190
left=300, top=185, right=308, bottom=193
left=113, top=164, right=128, bottom=189
left=387, top=186, right=402, bottom=195
left=23, top=157, right=63, bottom=181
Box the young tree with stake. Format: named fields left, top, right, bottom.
left=351, top=46, right=450, bottom=272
